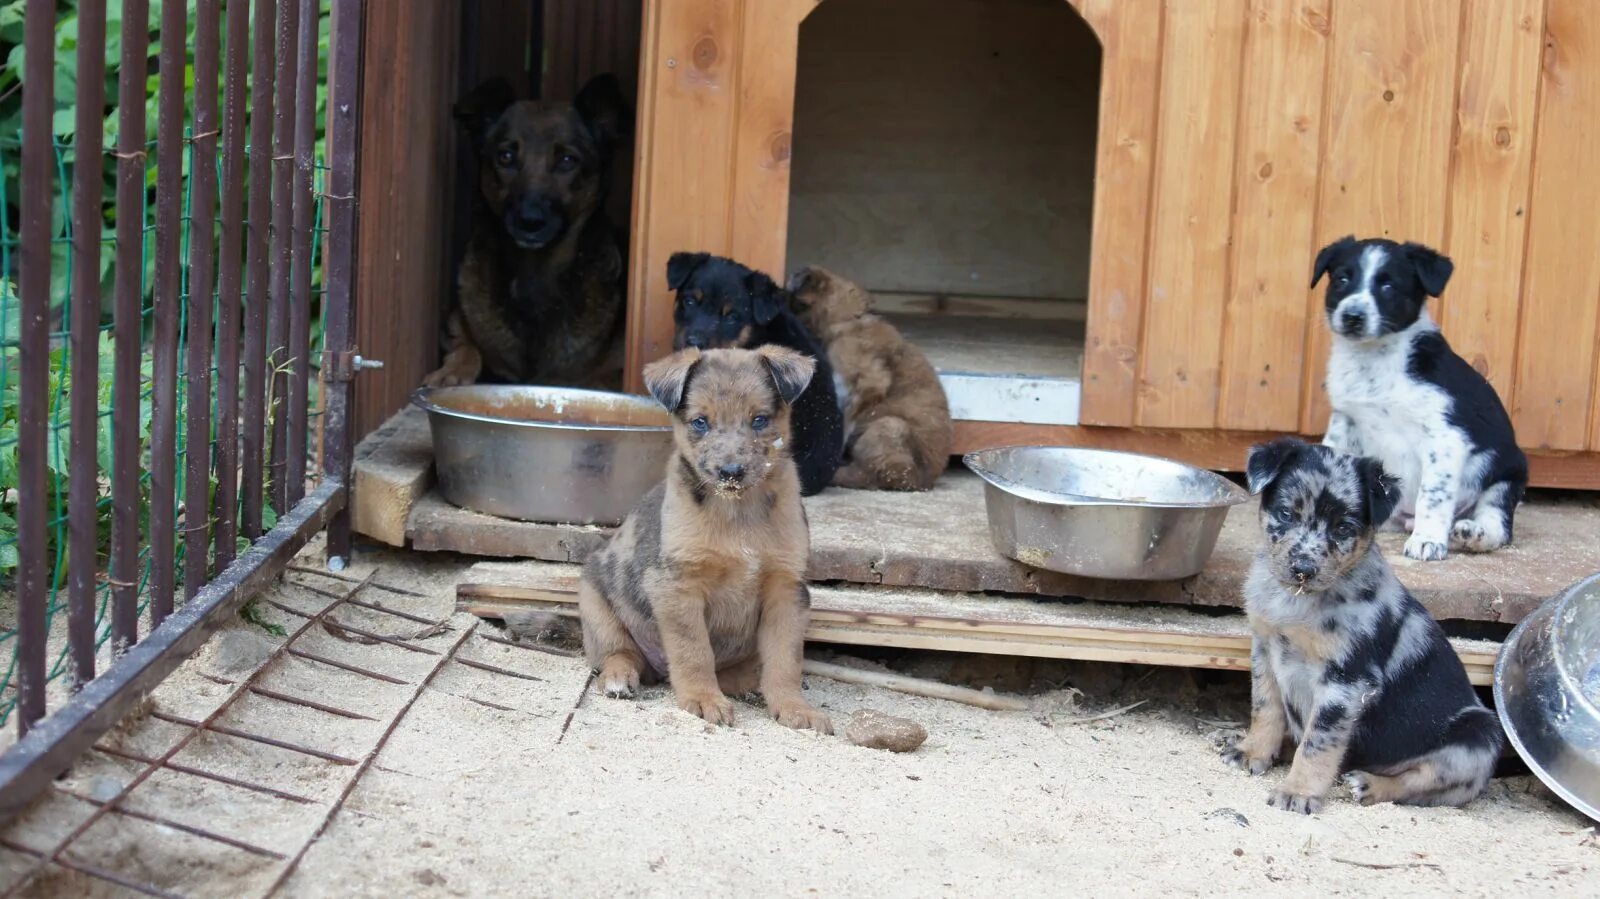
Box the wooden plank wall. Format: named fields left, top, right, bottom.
left=625, top=0, right=1600, bottom=457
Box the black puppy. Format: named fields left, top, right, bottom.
left=666, top=252, right=844, bottom=496
left=1311, top=236, right=1526, bottom=562
left=1223, top=438, right=1503, bottom=813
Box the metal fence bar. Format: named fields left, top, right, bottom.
left=66, top=0, right=106, bottom=689
left=109, top=0, right=150, bottom=652
left=16, top=0, right=56, bottom=736
left=322, top=0, right=365, bottom=566
left=267, top=0, right=302, bottom=517
left=185, top=0, right=223, bottom=602
left=242, top=0, right=279, bottom=541
left=148, top=0, right=189, bottom=627
left=214, top=0, right=252, bottom=571
left=287, top=0, right=319, bottom=508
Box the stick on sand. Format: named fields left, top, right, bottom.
left=802, top=659, right=1031, bottom=711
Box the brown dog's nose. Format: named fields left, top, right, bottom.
left=717, top=463, right=745, bottom=483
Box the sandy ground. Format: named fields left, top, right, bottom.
left=0, top=543, right=1595, bottom=898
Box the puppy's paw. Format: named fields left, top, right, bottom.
left=1342, top=771, right=1376, bottom=806
left=677, top=691, right=736, bottom=726
left=1267, top=789, right=1325, bottom=815
left=1450, top=520, right=1501, bottom=553
left=1403, top=535, right=1448, bottom=562
left=597, top=661, right=640, bottom=700
left=769, top=700, right=833, bottom=735
left=1221, top=742, right=1276, bottom=776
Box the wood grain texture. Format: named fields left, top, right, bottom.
left=1440, top=0, right=1543, bottom=401
left=1136, top=0, right=1248, bottom=429
left=625, top=0, right=742, bottom=391
left=1077, top=0, right=1160, bottom=426
left=1300, top=0, right=1463, bottom=432
left=785, top=0, right=1100, bottom=300
left=729, top=0, right=813, bottom=278
left=1218, top=0, right=1330, bottom=431
left=1515, top=0, right=1600, bottom=450
left=354, top=1, right=462, bottom=439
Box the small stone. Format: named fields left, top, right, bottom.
left=1206, top=807, right=1250, bottom=828
left=210, top=627, right=276, bottom=675
left=844, top=709, right=928, bottom=753
left=413, top=869, right=447, bottom=887
left=88, top=775, right=124, bottom=803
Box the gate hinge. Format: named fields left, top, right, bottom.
left=322, top=350, right=384, bottom=382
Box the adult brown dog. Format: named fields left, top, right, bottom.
left=577, top=346, right=832, bottom=733
left=424, top=75, right=629, bottom=388
left=788, top=266, right=952, bottom=490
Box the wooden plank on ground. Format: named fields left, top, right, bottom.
left=351, top=406, right=434, bottom=547
left=1514, top=0, right=1600, bottom=450
left=1440, top=0, right=1544, bottom=401
left=1300, top=0, right=1462, bottom=432
left=1217, top=0, right=1330, bottom=432
left=409, top=469, right=1599, bottom=624
left=453, top=561, right=1500, bottom=686
left=1076, top=0, right=1162, bottom=427
left=1137, top=0, right=1248, bottom=429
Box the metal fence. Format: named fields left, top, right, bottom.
left=0, top=0, right=363, bottom=821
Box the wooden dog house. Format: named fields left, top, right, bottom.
left=352, top=0, right=1600, bottom=489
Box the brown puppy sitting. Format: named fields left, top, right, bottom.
left=578, top=346, right=832, bottom=732
left=788, top=266, right=952, bottom=490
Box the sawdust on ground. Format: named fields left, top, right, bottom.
left=0, top=544, right=1593, bottom=898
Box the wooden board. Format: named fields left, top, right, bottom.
left=1514, top=0, right=1600, bottom=451
left=785, top=0, right=1101, bottom=300
left=1136, top=0, right=1247, bottom=429
left=453, top=560, right=1500, bottom=686
left=406, top=468, right=1600, bottom=625
left=350, top=405, right=434, bottom=547
left=1217, top=0, right=1330, bottom=432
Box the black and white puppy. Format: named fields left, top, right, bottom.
left=666, top=251, right=845, bottom=496
left=1222, top=438, right=1503, bottom=813
left=1312, top=236, right=1527, bottom=562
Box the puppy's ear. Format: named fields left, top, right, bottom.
left=454, top=78, right=515, bottom=152
left=666, top=252, right=709, bottom=291
left=746, top=270, right=787, bottom=325
left=1356, top=456, right=1401, bottom=527
left=643, top=348, right=703, bottom=412
left=786, top=266, right=822, bottom=298
left=1245, top=438, right=1304, bottom=495
left=755, top=345, right=816, bottom=406
left=1403, top=242, right=1454, bottom=298
left=574, top=73, right=630, bottom=160
left=1311, top=235, right=1357, bottom=288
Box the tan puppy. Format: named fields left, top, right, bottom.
left=788, top=266, right=952, bottom=491
left=577, top=346, right=832, bottom=732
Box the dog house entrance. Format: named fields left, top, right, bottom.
left=786, top=0, right=1101, bottom=426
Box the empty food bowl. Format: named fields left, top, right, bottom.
left=964, top=446, right=1250, bottom=581
left=414, top=385, right=674, bottom=526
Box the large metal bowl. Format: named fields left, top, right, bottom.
left=964, top=446, right=1250, bottom=581
left=413, top=385, right=674, bottom=526
left=1495, top=573, right=1600, bottom=822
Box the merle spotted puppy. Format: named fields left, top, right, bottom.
left=666, top=252, right=844, bottom=496
left=1312, top=236, right=1527, bottom=562
left=1222, top=438, right=1503, bottom=813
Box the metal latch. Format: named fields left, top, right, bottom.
left=322, top=350, right=385, bottom=382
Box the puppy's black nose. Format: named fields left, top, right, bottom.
left=685, top=333, right=705, bottom=349
left=717, top=463, right=745, bottom=483
left=1340, top=310, right=1364, bottom=332
left=1289, top=559, right=1318, bottom=582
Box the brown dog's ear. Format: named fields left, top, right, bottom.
left=745, top=270, right=786, bottom=325
left=575, top=73, right=630, bottom=162
left=643, top=348, right=703, bottom=412
left=667, top=252, right=709, bottom=291
left=454, top=78, right=515, bottom=152
left=755, top=345, right=816, bottom=406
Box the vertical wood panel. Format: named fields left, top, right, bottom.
left=1218, top=0, right=1331, bottom=431
left=1301, top=0, right=1462, bottom=432
left=625, top=0, right=742, bottom=390
left=1136, top=0, right=1247, bottom=428
left=728, top=1, right=814, bottom=277
left=1440, top=0, right=1543, bottom=401
left=1515, top=0, right=1600, bottom=450
left=1077, top=0, right=1162, bottom=427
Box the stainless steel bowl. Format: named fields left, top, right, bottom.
left=1495, top=573, right=1600, bottom=822
left=413, top=385, right=674, bottom=526
left=964, top=446, right=1250, bottom=581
